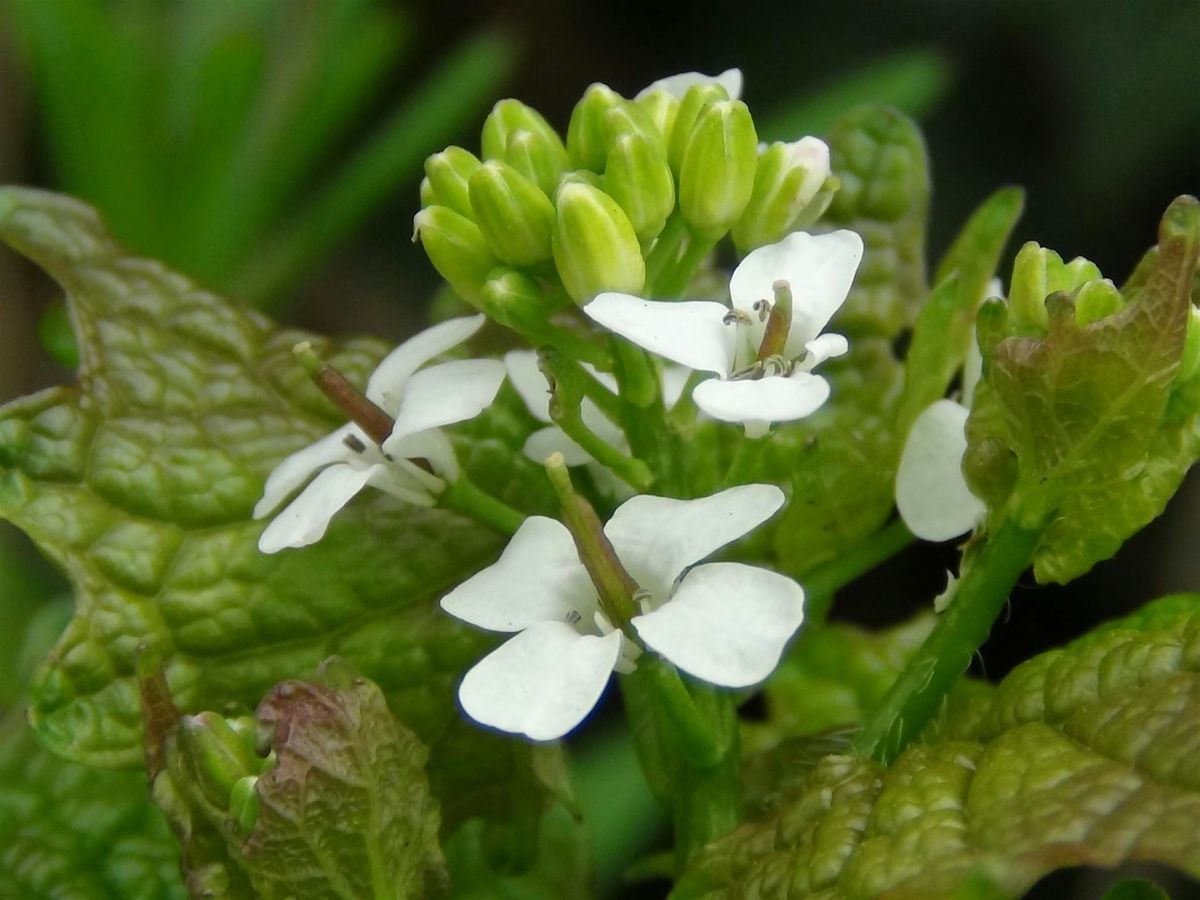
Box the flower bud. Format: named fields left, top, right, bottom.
left=552, top=182, right=645, bottom=304
left=178, top=712, right=262, bottom=808
left=567, top=83, right=623, bottom=172
left=604, top=133, right=675, bottom=242
left=413, top=205, right=499, bottom=304
left=1180, top=306, right=1200, bottom=383
left=1073, top=278, right=1124, bottom=326
left=481, top=99, right=567, bottom=166
left=419, top=177, right=436, bottom=208
left=1009, top=242, right=1103, bottom=335
left=504, top=129, right=568, bottom=197
left=468, top=160, right=555, bottom=266
left=229, top=774, right=261, bottom=834
left=604, top=101, right=663, bottom=151
left=667, top=82, right=729, bottom=173
left=732, top=137, right=831, bottom=252
left=481, top=268, right=561, bottom=330
left=678, top=100, right=758, bottom=234
left=423, top=146, right=482, bottom=218
left=634, top=88, right=680, bottom=142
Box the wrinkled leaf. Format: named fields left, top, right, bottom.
left=145, top=660, right=446, bottom=899
left=675, top=592, right=1200, bottom=899
left=965, top=195, right=1200, bottom=582
left=820, top=106, right=930, bottom=339
left=0, top=187, right=558, bottom=834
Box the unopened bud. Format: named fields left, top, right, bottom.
left=481, top=268, right=561, bottom=330
left=505, top=129, right=568, bottom=197
left=634, top=89, right=679, bottom=142
left=667, top=82, right=729, bottom=173
left=413, top=205, right=499, bottom=304
left=1181, top=307, right=1200, bottom=383
left=229, top=775, right=261, bottom=834
left=419, top=177, right=436, bottom=208
left=1009, top=241, right=1103, bottom=335
left=567, top=83, right=623, bottom=172
left=678, top=100, right=758, bottom=234
left=604, top=133, right=675, bottom=242
left=481, top=99, right=567, bottom=166
left=179, top=712, right=262, bottom=808
left=423, top=146, right=482, bottom=218
left=604, top=101, right=663, bottom=151
left=469, top=161, right=555, bottom=266
left=732, top=137, right=831, bottom=252
left=552, top=182, right=645, bottom=304
left=1073, top=278, right=1124, bottom=326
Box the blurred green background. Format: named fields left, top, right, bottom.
left=0, top=1, right=1198, bottom=897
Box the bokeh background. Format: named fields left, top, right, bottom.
left=0, top=1, right=1198, bottom=896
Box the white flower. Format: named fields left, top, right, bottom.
left=255, top=315, right=506, bottom=553
left=895, top=280, right=1000, bottom=542
left=504, top=349, right=689, bottom=472
left=636, top=68, right=743, bottom=101
left=440, top=484, right=804, bottom=740
left=583, top=230, right=863, bottom=437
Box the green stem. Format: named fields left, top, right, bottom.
left=644, top=212, right=689, bottom=292
left=853, top=517, right=1041, bottom=764
left=651, top=229, right=720, bottom=298
left=722, top=434, right=769, bottom=487
left=799, top=519, right=916, bottom=627
left=439, top=475, right=524, bottom=536
left=612, top=339, right=681, bottom=495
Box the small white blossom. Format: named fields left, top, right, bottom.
left=583, top=230, right=863, bottom=436
left=440, top=484, right=804, bottom=740
left=895, top=282, right=1000, bottom=542
left=636, top=68, right=743, bottom=101
left=255, top=315, right=505, bottom=553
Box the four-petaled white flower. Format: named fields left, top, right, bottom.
left=636, top=68, right=742, bottom=102
left=895, top=281, right=1001, bottom=542
left=583, top=230, right=863, bottom=437
left=255, top=315, right=505, bottom=553
left=440, top=484, right=805, bottom=740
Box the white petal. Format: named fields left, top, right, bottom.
left=692, top=373, right=830, bottom=431
left=634, top=562, right=804, bottom=687
left=382, top=429, right=456, bottom=485
left=253, top=424, right=362, bottom=519
left=660, top=364, right=691, bottom=410
left=604, top=484, right=785, bottom=595
left=635, top=67, right=742, bottom=101
left=895, top=399, right=985, bottom=542
left=384, top=358, right=506, bottom=445
left=729, top=230, right=863, bottom=354
left=366, top=315, right=486, bottom=410
left=257, top=463, right=376, bottom=553
left=523, top=425, right=594, bottom=467
left=504, top=349, right=552, bottom=423
left=585, top=293, right=735, bottom=376
left=579, top=398, right=628, bottom=450
left=440, top=516, right=595, bottom=631
left=795, top=333, right=849, bottom=372
left=457, top=622, right=622, bottom=741
left=785, top=137, right=831, bottom=203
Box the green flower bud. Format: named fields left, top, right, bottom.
left=1180, top=306, right=1200, bottom=383
left=732, top=136, right=832, bottom=252
left=504, top=129, right=568, bottom=197
left=634, top=88, right=679, bottom=142
left=567, top=83, right=623, bottom=172
left=667, top=81, right=729, bottom=173
left=604, top=133, right=675, bottom=242
left=419, top=177, right=436, bottom=208
left=556, top=169, right=603, bottom=193
left=678, top=99, right=758, bottom=234
left=228, top=775, right=261, bottom=834
left=552, top=182, right=645, bottom=304
left=413, top=205, right=499, bottom=304
left=481, top=99, right=566, bottom=165
left=423, top=146, right=482, bottom=218
left=604, top=101, right=662, bottom=150
left=178, top=712, right=262, bottom=808
left=1009, top=241, right=1103, bottom=335
left=1073, top=278, right=1124, bottom=326
left=468, top=160, right=556, bottom=266
left=481, top=268, right=561, bottom=329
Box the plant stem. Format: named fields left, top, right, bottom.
left=799, top=519, right=916, bottom=627
left=721, top=434, right=769, bottom=487
left=439, top=475, right=524, bottom=536
left=644, top=213, right=689, bottom=293
left=651, top=230, right=720, bottom=298
left=853, top=517, right=1041, bottom=764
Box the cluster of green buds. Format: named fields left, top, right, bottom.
left=172, top=711, right=273, bottom=835
left=413, top=70, right=836, bottom=321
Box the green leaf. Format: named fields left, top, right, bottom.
left=148, top=660, right=446, bottom=899
left=0, top=711, right=185, bottom=899
left=964, top=195, right=1200, bottom=582
left=675, top=592, right=1200, bottom=899
left=896, top=187, right=1023, bottom=433
left=819, top=106, right=931, bottom=339
left=0, top=187, right=559, bottom=837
